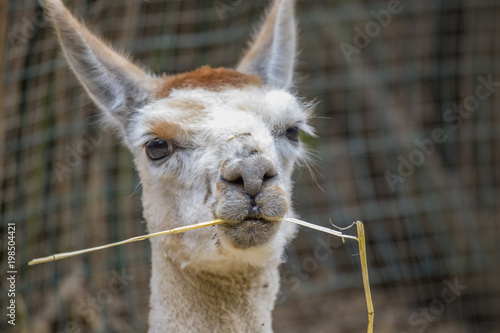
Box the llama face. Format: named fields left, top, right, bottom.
left=129, top=67, right=314, bottom=269
left=43, top=0, right=306, bottom=270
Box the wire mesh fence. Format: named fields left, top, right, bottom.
left=1, top=0, right=499, bottom=332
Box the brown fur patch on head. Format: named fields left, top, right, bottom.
left=167, top=99, right=205, bottom=112
left=165, top=98, right=208, bottom=125
left=147, top=119, right=189, bottom=140
left=156, top=66, right=262, bottom=98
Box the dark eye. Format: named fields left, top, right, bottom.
left=145, top=139, right=173, bottom=161
left=285, top=126, right=300, bottom=142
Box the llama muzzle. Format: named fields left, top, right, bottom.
left=214, top=153, right=289, bottom=248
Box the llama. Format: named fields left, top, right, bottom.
left=42, top=0, right=314, bottom=331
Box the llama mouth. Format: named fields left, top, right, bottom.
left=218, top=218, right=281, bottom=249
left=225, top=217, right=278, bottom=226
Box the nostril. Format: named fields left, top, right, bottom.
left=221, top=155, right=278, bottom=196
left=264, top=163, right=278, bottom=179
left=263, top=172, right=277, bottom=181
left=221, top=173, right=244, bottom=184
left=263, top=168, right=278, bottom=184
left=232, top=177, right=244, bottom=185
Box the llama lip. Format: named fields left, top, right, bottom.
left=246, top=204, right=261, bottom=219
left=221, top=217, right=277, bottom=227
left=243, top=217, right=279, bottom=224
left=218, top=218, right=281, bottom=249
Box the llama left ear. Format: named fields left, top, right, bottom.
left=236, top=0, right=296, bottom=89
left=41, top=0, right=156, bottom=138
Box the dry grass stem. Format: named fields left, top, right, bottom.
left=356, top=221, right=374, bottom=333
left=286, top=218, right=374, bottom=333
left=28, top=219, right=226, bottom=266
left=28, top=217, right=374, bottom=332
left=284, top=217, right=358, bottom=241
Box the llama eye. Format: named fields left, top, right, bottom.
left=285, top=126, right=300, bottom=142
left=145, top=139, right=173, bottom=161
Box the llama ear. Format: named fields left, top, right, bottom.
left=42, top=0, right=155, bottom=135
left=236, top=0, right=296, bottom=89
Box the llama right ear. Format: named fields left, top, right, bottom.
left=42, top=0, right=156, bottom=136
left=236, top=0, right=296, bottom=89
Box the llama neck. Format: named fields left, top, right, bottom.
left=148, top=239, right=280, bottom=333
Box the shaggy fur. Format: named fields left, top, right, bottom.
left=42, top=0, right=313, bottom=332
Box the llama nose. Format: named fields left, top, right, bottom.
left=222, top=155, right=278, bottom=197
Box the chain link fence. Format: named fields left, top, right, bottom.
left=1, top=0, right=499, bottom=332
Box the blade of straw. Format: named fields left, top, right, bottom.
left=356, top=221, right=374, bottom=333
left=28, top=219, right=226, bottom=266
left=29, top=217, right=374, bottom=332
left=286, top=218, right=373, bottom=333
left=284, top=218, right=358, bottom=241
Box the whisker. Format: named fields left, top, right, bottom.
left=127, top=181, right=143, bottom=199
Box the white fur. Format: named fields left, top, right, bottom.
left=130, top=87, right=309, bottom=270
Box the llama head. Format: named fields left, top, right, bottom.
left=43, top=0, right=314, bottom=271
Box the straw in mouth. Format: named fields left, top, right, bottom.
left=28, top=217, right=374, bottom=333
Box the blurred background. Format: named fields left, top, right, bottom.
left=1, top=0, right=499, bottom=332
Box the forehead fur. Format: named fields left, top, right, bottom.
left=156, top=66, right=262, bottom=99
left=148, top=119, right=189, bottom=141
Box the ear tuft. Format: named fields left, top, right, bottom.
left=236, top=0, right=296, bottom=89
